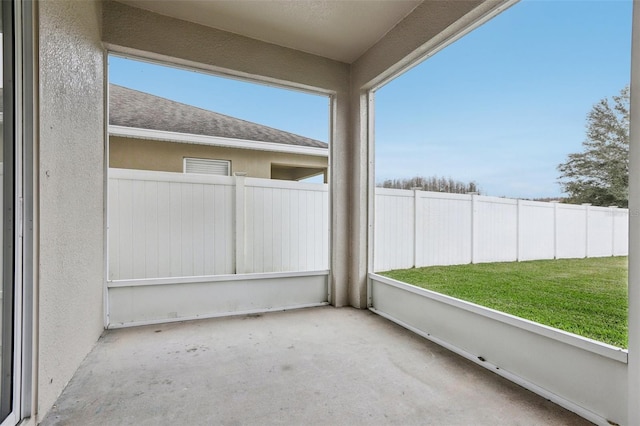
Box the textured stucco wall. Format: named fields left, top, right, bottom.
left=37, top=0, right=104, bottom=420
left=103, top=1, right=351, bottom=306
left=102, top=1, right=347, bottom=93
left=109, top=136, right=328, bottom=179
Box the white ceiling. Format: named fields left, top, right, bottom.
left=117, top=0, right=423, bottom=63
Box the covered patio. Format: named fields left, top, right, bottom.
left=40, top=307, right=586, bottom=425
left=0, top=0, right=635, bottom=425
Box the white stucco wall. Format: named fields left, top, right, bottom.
left=37, top=0, right=105, bottom=419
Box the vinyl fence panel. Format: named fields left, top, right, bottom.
left=613, top=208, right=629, bottom=256
left=416, top=192, right=472, bottom=267
left=109, top=169, right=328, bottom=281
left=518, top=200, right=555, bottom=261
left=587, top=206, right=614, bottom=257
left=374, top=188, right=415, bottom=272
left=555, top=204, right=588, bottom=259
left=243, top=178, right=329, bottom=274
left=109, top=170, right=235, bottom=280
left=373, top=188, right=628, bottom=272
left=474, top=196, right=518, bottom=263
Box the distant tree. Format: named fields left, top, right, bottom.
left=557, top=86, right=629, bottom=207
left=532, top=197, right=569, bottom=203
left=378, top=175, right=480, bottom=194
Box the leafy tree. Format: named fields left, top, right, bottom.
left=558, top=86, right=629, bottom=207
left=378, top=175, right=480, bottom=194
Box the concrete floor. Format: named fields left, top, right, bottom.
left=41, top=307, right=591, bottom=426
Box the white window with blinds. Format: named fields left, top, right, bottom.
left=184, top=158, right=231, bottom=176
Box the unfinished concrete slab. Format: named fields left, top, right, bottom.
left=41, top=307, right=591, bottom=425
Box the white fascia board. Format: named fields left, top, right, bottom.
left=109, top=125, right=329, bottom=158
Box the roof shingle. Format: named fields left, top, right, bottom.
left=109, top=84, right=328, bottom=149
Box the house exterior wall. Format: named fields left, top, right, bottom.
left=36, top=0, right=105, bottom=421
left=109, top=136, right=328, bottom=180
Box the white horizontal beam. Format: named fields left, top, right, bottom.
left=108, top=270, right=330, bottom=288
left=109, top=125, right=329, bottom=157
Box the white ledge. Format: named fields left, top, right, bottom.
left=109, top=270, right=330, bottom=288
left=369, top=273, right=628, bottom=363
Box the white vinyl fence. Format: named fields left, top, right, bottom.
left=108, top=168, right=329, bottom=280
left=374, top=188, right=629, bottom=272
left=110, top=170, right=628, bottom=279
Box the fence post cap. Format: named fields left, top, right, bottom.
left=234, top=172, right=247, bottom=177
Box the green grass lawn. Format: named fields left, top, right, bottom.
left=380, top=257, right=628, bottom=348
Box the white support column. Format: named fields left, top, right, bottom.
left=629, top=1, right=640, bottom=423
left=234, top=173, right=247, bottom=274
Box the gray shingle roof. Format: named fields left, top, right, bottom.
left=109, top=84, right=328, bottom=149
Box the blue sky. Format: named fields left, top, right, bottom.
left=375, top=0, right=632, bottom=198
left=110, top=0, right=632, bottom=199
left=109, top=57, right=331, bottom=143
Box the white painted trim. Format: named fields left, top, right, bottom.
left=107, top=274, right=329, bottom=328
left=628, top=2, right=640, bottom=423
left=109, top=167, right=235, bottom=185
left=369, top=307, right=611, bottom=426
left=0, top=413, right=16, bottom=426
left=10, top=2, right=26, bottom=421
left=107, top=51, right=337, bottom=99
left=109, top=125, right=329, bottom=157
left=107, top=302, right=329, bottom=330
left=366, top=90, right=375, bottom=308
left=369, top=0, right=519, bottom=91
left=369, top=273, right=628, bottom=363
left=108, top=270, right=331, bottom=288
left=244, top=176, right=328, bottom=192
left=476, top=195, right=518, bottom=205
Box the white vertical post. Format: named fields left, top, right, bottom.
left=610, top=206, right=618, bottom=256
left=366, top=91, right=375, bottom=307
left=583, top=203, right=591, bottom=258
left=234, top=173, right=247, bottom=274
left=516, top=199, right=522, bottom=261
left=628, top=2, right=640, bottom=422
left=412, top=187, right=421, bottom=268
left=551, top=201, right=559, bottom=259
left=470, top=193, right=478, bottom=263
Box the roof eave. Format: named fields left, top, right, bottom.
left=108, top=125, right=329, bottom=158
